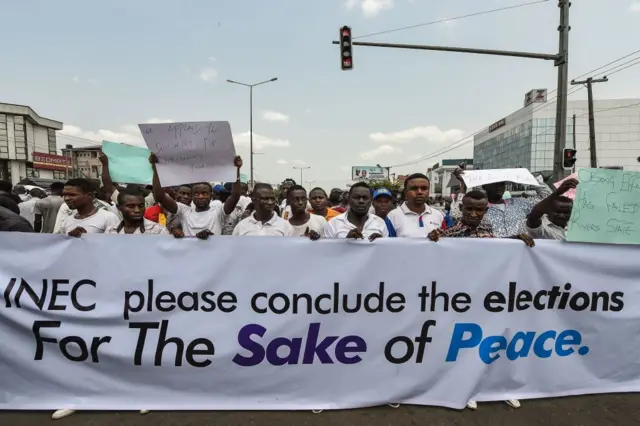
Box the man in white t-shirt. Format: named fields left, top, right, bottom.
left=286, top=185, right=325, bottom=239
left=233, top=183, right=294, bottom=236
left=19, top=188, right=46, bottom=226
left=386, top=173, right=444, bottom=238
left=106, top=187, right=170, bottom=235
left=55, top=178, right=120, bottom=237
left=149, top=153, right=243, bottom=239
left=323, top=182, right=387, bottom=240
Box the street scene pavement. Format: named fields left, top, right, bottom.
left=1, top=394, right=635, bottom=426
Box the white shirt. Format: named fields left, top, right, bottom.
left=527, top=215, right=566, bottom=240
left=106, top=218, right=170, bottom=235
left=289, top=214, right=327, bottom=237
left=57, top=208, right=121, bottom=234
left=386, top=202, right=444, bottom=238
left=323, top=212, right=389, bottom=239
left=238, top=195, right=252, bottom=211
left=176, top=202, right=225, bottom=237
left=233, top=212, right=294, bottom=236
left=210, top=199, right=223, bottom=209
left=19, top=197, right=39, bottom=226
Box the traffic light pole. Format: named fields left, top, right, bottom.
left=571, top=76, right=608, bottom=168
left=335, top=0, right=571, bottom=182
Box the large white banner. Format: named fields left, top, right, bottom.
left=1, top=234, right=640, bottom=411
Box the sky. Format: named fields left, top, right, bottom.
left=1, top=0, right=640, bottom=190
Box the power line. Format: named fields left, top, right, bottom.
left=354, top=0, right=550, bottom=40
left=388, top=50, right=640, bottom=168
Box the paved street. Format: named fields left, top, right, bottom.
left=1, top=394, right=636, bottom=426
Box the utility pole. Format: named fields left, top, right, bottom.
left=227, top=77, right=279, bottom=189
left=572, top=114, right=576, bottom=149
left=293, top=166, right=310, bottom=183
left=334, top=0, right=572, bottom=182
left=571, top=76, right=608, bottom=168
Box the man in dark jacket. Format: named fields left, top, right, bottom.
left=0, top=204, right=34, bottom=232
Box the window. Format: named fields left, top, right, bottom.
left=47, top=129, right=57, bottom=154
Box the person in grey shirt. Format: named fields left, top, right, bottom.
left=526, top=178, right=577, bottom=240
left=34, top=182, right=65, bottom=233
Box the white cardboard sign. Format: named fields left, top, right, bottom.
left=460, top=168, right=540, bottom=188
left=139, top=121, right=236, bottom=186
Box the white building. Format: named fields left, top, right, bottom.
left=0, top=103, right=65, bottom=185
left=428, top=159, right=474, bottom=198
left=474, top=93, right=640, bottom=175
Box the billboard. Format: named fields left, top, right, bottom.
left=351, top=166, right=387, bottom=181
left=524, top=89, right=548, bottom=107
left=32, top=152, right=72, bottom=171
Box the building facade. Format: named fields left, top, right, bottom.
left=473, top=93, right=640, bottom=175
left=0, top=103, right=66, bottom=185
left=61, top=145, right=103, bottom=180
left=428, top=159, right=474, bottom=198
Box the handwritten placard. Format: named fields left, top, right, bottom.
left=460, top=168, right=540, bottom=188
left=567, top=168, right=640, bottom=245
left=138, top=121, right=236, bottom=186
left=101, top=140, right=153, bottom=185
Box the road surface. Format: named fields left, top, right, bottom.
left=1, top=394, right=634, bottom=425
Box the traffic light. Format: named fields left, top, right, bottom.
left=563, top=148, right=577, bottom=169
left=340, top=26, right=353, bottom=71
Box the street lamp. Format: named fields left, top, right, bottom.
left=293, top=166, right=310, bottom=183
left=305, top=180, right=316, bottom=191
left=227, top=77, right=278, bottom=188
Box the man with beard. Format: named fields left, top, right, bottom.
left=386, top=173, right=444, bottom=238
left=323, top=182, right=387, bottom=240
left=233, top=183, right=294, bottom=236
left=526, top=178, right=577, bottom=240
left=149, top=154, right=243, bottom=239
left=106, top=187, right=169, bottom=235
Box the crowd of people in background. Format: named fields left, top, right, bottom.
left=0, top=154, right=579, bottom=418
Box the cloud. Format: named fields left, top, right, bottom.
left=71, top=76, right=103, bottom=87
left=360, top=144, right=401, bottom=160
left=59, top=124, right=144, bottom=146
left=234, top=131, right=291, bottom=150
left=631, top=1, right=640, bottom=12
left=60, top=118, right=176, bottom=147
left=262, top=111, right=290, bottom=123
left=208, top=56, right=216, bottom=62
left=199, top=67, right=218, bottom=82
left=369, top=126, right=465, bottom=144
left=276, top=159, right=288, bottom=165
left=340, top=165, right=351, bottom=172
left=304, top=108, right=312, bottom=114
left=292, top=159, right=308, bottom=166
left=346, top=0, right=394, bottom=17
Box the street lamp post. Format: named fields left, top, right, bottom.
left=293, top=166, right=310, bottom=183
left=227, top=77, right=278, bottom=188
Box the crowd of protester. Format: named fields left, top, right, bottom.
left=0, top=153, right=579, bottom=418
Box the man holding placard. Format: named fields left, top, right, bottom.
left=149, top=153, right=243, bottom=239
left=452, top=167, right=552, bottom=238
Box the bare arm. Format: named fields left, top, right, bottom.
left=149, top=154, right=178, bottom=214
left=223, top=156, right=243, bottom=215
left=98, top=153, right=124, bottom=196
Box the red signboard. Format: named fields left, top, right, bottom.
left=32, top=152, right=72, bottom=171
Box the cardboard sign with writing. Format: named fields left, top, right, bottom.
left=567, top=168, right=640, bottom=245
left=460, top=169, right=540, bottom=188
left=139, top=121, right=236, bottom=186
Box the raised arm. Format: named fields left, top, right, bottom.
left=149, top=153, right=178, bottom=214
left=98, top=153, right=125, bottom=196
left=223, top=156, right=243, bottom=215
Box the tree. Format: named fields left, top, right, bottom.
left=368, top=180, right=402, bottom=192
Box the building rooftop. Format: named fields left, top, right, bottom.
left=62, top=145, right=102, bottom=151
left=0, top=102, right=63, bottom=130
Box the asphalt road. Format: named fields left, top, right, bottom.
left=1, top=394, right=635, bottom=426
